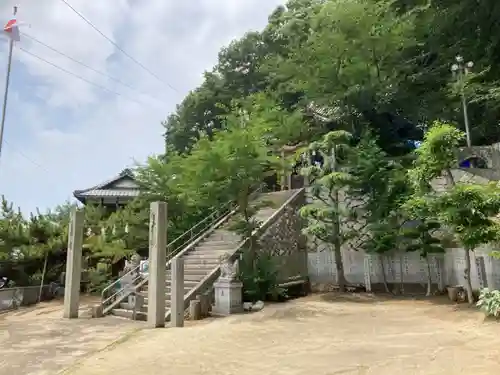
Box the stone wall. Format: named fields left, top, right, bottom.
left=258, top=189, right=308, bottom=284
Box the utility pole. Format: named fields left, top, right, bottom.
left=0, top=6, right=18, bottom=161
left=451, top=55, right=474, bottom=148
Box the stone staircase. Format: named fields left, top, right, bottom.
left=109, top=190, right=298, bottom=320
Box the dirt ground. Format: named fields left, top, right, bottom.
left=0, top=297, right=143, bottom=375
left=49, top=293, right=500, bottom=375
left=3, top=294, right=500, bottom=375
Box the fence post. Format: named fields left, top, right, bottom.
left=363, top=254, right=372, bottom=292
left=147, top=202, right=167, bottom=328
left=63, top=207, right=84, bottom=319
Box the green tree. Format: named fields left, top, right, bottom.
left=348, top=133, right=411, bottom=292
left=0, top=196, right=29, bottom=260
left=300, top=130, right=354, bottom=292
left=407, top=121, right=500, bottom=303
left=401, top=220, right=445, bottom=296
left=431, top=184, right=500, bottom=303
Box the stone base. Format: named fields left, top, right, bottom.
left=212, top=278, right=243, bottom=316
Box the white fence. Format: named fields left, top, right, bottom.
left=308, top=247, right=500, bottom=292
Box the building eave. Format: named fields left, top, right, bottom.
left=73, top=168, right=140, bottom=204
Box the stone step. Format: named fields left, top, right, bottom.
left=181, top=263, right=219, bottom=270
left=138, top=286, right=191, bottom=296
left=187, top=250, right=234, bottom=257
left=184, top=253, right=228, bottom=260
left=143, top=279, right=199, bottom=289
left=167, top=268, right=211, bottom=277
left=111, top=308, right=148, bottom=321
left=176, top=269, right=216, bottom=276
left=207, top=229, right=241, bottom=239
left=165, top=273, right=205, bottom=282
left=198, top=240, right=239, bottom=247
left=120, top=298, right=173, bottom=311
left=181, top=261, right=219, bottom=268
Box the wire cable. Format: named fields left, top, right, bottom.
left=59, top=0, right=178, bottom=92
left=21, top=32, right=164, bottom=103
left=3, top=140, right=48, bottom=172
left=18, top=46, right=148, bottom=106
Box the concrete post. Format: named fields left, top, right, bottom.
left=63, top=207, right=84, bottom=319
left=147, top=202, right=167, bottom=328
left=170, top=257, right=184, bottom=327
left=363, top=254, right=372, bottom=293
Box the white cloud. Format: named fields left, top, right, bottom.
left=0, top=0, right=285, bottom=214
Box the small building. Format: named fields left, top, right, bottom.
left=73, top=168, right=140, bottom=211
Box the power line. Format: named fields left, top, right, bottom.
left=59, top=0, right=178, bottom=92
left=21, top=32, right=164, bottom=103
left=18, top=46, right=147, bottom=106
left=3, top=140, right=48, bottom=172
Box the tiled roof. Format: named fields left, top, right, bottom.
left=73, top=169, right=140, bottom=202
left=77, top=189, right=140, bottom=198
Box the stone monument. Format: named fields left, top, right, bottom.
left=212, top=252, right=243, bottom=316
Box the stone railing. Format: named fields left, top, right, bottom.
left=168, top=188, right=306, bottom=321
left=258, top=189, right=308, bottom=284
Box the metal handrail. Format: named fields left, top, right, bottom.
left=100, top=184, right=266, bottom=312
left=100, top=200, right=234, bottom=308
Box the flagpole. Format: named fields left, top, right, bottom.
left=0, top=6, right=17, bottom=161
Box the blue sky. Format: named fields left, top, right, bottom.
left=0, top=0, right=285, bottom=214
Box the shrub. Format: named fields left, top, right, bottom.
left=476, top=288, right=500, bottom=318
left=238, top=250, right=287, bottom=303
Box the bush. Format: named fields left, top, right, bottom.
left=476, top=288, right=500, bottom=318
left=86, top=265, right=111, bottom=294
left=238, top=250, right=287, bottom=303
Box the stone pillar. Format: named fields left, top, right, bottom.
left=212, top=254, right=243, bottom=316
left=363, top=254, right=372, bottom=293
left=147, top=202, right=167, bottom=328
left=170, top=257, right=184, bottom=327
left=212, top=278, right=243, bottom=315
left=475, top=255, right=487, bottom=289
left=63, top=207, right=84, bottom=319
left=433, top=255, right=445, bottom=292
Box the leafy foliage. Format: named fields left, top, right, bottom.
left=7, top=0, right=500, bottom=304
left=477, top=289, right=500, bottom=318
left=300, top=131, right=355, bottom=291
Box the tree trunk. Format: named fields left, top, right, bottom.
left=333, top=241, right=346, bottom=292
left=379, top=255, right=391, bottom=293
left=425, top=255, right=432, bottom=297
left=399, top=253, right=404, bottom=295
left=332, top=189, right=347, bottom=292
left=463, top=248, right=475, bottom=304
left=330, top=145, right=347, bottom=292
left=38, top=251, right=49, bottom=303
